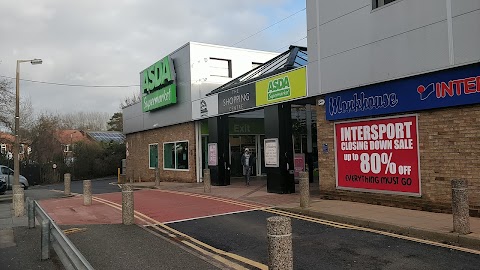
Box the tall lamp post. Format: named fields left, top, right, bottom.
left=13, top=58, right=42, bottom=217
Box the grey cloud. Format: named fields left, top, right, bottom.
left=0, top=0, right=305, bottom=116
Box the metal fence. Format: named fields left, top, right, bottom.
left=27, top=198, right=94, bottom=270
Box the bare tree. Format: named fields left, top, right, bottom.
left=28, top=113, right=62, bottom=165
left=121, top=92, right=141, bottom=109
left=0, top=79, right=14, bottom=131
left=57, top=111, right=110, bottom=131
left=0, top=79, right=35, bottom=134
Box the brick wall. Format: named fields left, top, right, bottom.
left=317, top=99, right=480, bottom=215
left=125, top=122, right=196, bottom=183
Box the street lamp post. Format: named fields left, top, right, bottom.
left=13, top=58, right=42, bottom=217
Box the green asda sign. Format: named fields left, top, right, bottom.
left=256, top=67, right=306, bottom=106
left=142, top=84, right=177, bottom=112
left=267, top=76, right=291, bottom=101
left=141, top=56, right=177, bottom=112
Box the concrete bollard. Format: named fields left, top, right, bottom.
left=267, top=216, right=293, bottom=270
left=27, top=198, right=35, bottom=228
left=452, top=179, right=470, bottom=234
left=122, top=184, right=134, bottom=225
left=203, top=169, right=211, bottom=193
left=41, top=219, right=50, bottom=260
left=83, top=180, right=92, bottom=206
left=299, top=172, right=310, bottom=208
left=155, top=167, right=160, bottom=187
left=64, top=173, right=71, bottom=196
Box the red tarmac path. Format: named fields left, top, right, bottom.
left=39, top=189, right=263, bottom=225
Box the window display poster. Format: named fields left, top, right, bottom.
left=335, top=115, right=420, bottom=195
left=264, top=138, right=279, bottom=167
left=294, top=153, right=305, bottom=177
left=208, top=143, right=217, bottom=166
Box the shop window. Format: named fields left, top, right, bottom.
left=372, top=0, right=397, bottom=9
left=210, top=58, right=232, bottom=78
left=64, top=144, right=72, bottom=152
left=163, top=141, right=189, bottom=170
left=149, top=144, right=158, bottom=169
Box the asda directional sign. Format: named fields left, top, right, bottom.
left=255, top=66, right=306, bottom=106
left=140, top=56, right=177, bottom=112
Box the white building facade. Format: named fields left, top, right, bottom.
left=307, top=0, right=480, bottom=214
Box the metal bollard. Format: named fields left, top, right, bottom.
left=267, top=216, right=293, bottom=270
left=452, top=179, right=470, bottom=234
left=41, top=219, right=50, bottom=260
left=122, top=185, right=134, bottom=225
left=299, top=172, right=310, bottom=208
left=64, top=173, right=71, bottom=196
left=28, top=198, right=35, bottom=228
left=83, top=180, right=92, bottom=206
left=203, top=169, right=211, bottom=193
left=155, top=167, right=160, bottom=187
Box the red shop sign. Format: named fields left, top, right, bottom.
left=335, top=115, right=420, bottom=196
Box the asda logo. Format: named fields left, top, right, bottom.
left=141, top=56, right=176, bottom=93
left=267, top=76, right=291, bottom=101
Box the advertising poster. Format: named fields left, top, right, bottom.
left=208, top=143, right=217, bottom=166
left=294, top=153, right=305, bottom=177
left=264, top=138, right=279, bottom=167
left=335, top=115, right=420, bottom=195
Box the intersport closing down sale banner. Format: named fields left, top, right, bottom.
left=335, top=115, right=420, bottom=196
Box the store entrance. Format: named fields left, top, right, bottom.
left=229, top=135, right=266, bottom=177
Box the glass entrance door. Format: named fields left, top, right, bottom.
left=229, top=135, right=257, bottom=177
left=259, top=135, right=266, bottom=175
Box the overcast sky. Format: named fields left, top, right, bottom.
left=0, top=0, right=306, bottom=117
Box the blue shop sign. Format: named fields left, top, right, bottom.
left=326, top=63, right=480, bottom=121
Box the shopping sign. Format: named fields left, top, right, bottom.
left=141, top=56, right=177, bottom=112
left=326, top=63, right=480, bottom=120
left=335, top=115, right=420, bottom=196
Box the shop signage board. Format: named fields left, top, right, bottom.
left=142, top=84, right=177, bottom=112
left=141, top=56, right=177, bottom=112
left=264, top=138, right=279, bottom=168
left=256, top=67, right=307, bottom=106
left=326, top=63, right=480, bottom=121
left=218, top=85, right=256, bottom=114
left=192, top=95, right=218, bottom=120
left=200, top=118, right=265, bottom=135
left=335, top=115, right=420, bottom=196
left=208, top=143, right=218, bottom=166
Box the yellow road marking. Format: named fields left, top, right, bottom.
left=90, top=190, right=480, bottom=259
left=92, top=196, right=267, bottom=270
left=151, top=189, right=265, bottom=209
left=263, top=208, right=480, bottom=256
left=63, top=228, right=87, bottom=235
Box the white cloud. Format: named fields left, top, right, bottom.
left=0, top=0, right=306, bottom=116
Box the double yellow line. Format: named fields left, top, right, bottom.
left=92, top=195, right=267, bottom=270
left=148, top=190, right=480, bottom=255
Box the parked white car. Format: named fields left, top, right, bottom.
left=0, top=165, right=29, bottom=190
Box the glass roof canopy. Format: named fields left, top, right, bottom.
left=86, top=131, right=125, bottom=143
left=207, top=45, right=307, bottom=96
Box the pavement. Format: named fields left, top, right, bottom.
left=0, top=190, right=63, bottom=269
